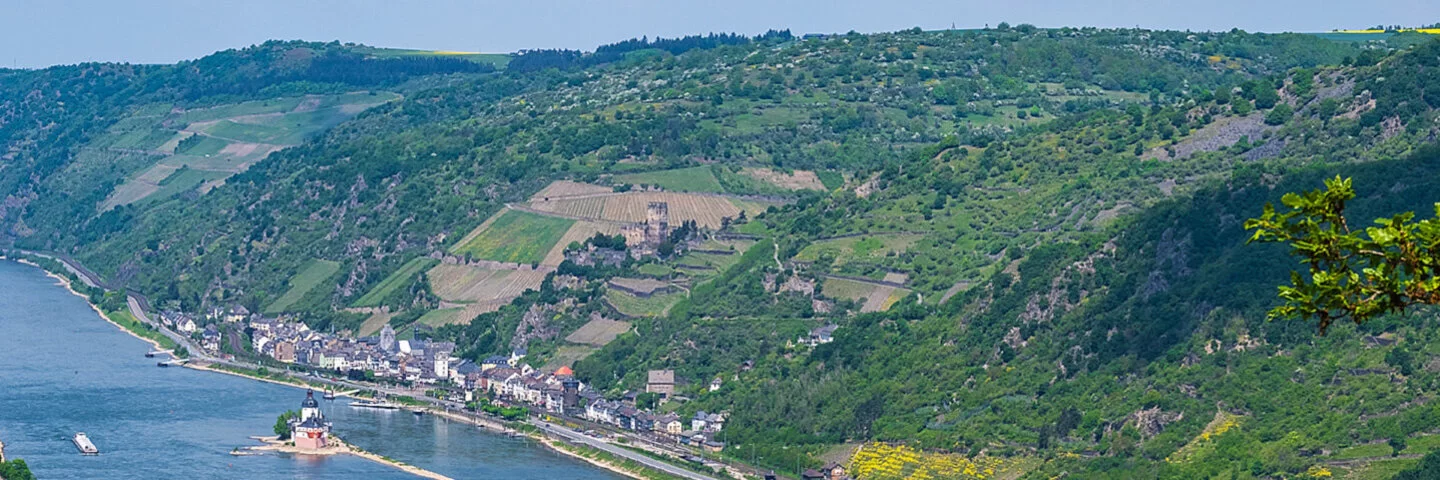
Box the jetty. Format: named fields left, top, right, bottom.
left=73, top=432, right=99, bottom=455
left=144, top=349, right=174, bottom=358
left=157, top=358, right=189, bottom=367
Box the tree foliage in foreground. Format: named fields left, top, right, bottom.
left=1246, top=176, right=1440, bottom=334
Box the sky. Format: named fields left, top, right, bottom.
left=2, top=0, right=1437, bottom=69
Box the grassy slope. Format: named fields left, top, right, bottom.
left=265, top=259, right=341, bottom=314
left=452, top=209, right=574, bottom=264
left=352, top=257, right=439, bottom=307
left=614, top=166, right=724, bottom=193
left=606, top=290, right=683, bottom=318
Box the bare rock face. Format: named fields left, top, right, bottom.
left=1130, top=406, right=1183, bottom=439
left=511, top=304, right=559, bottom=349
left=781, top=275, right=816, bottom=295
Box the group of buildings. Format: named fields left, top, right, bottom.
left=470, top=364, right=728, bottom=451
left=180, top=305, right=468, bottom=385
left=185, top=305, right=730, bottom=451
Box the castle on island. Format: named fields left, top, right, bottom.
left=290, top=390, right=332, bottom=449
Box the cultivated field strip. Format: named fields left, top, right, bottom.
left=527, top=192, right=769, bottom=229
left=529, top=180, right=614, bottom=201
left=543, top=221, right=622, bottom=266
left=822, top=276, right=911, bottom=313
left=426, top=264, right=547, bottom=304
left=564, top=318, right=632, bottom=347
left=450, top=207, right=511, bottom=253
left=743, top=167, right=826, bottom=190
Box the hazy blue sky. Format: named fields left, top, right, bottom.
left=2, top=0, right=1437, bottom=68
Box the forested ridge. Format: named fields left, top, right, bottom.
left=5, top=26, right=1440, bottom=478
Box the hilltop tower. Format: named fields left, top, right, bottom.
left=644, top=202, right=669, bottom=246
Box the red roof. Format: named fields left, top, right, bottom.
left=555, top=366, right=574, bottom=376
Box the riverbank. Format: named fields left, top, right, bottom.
left=17, top=258, right=172, bottom=353
left=247, top=436, right=451, bottom=480
left=540, top=436, right=681, bottom=480
left=186, top=362, right=339, bottom=397
left=416, top=405, right=655, bottom=480
left=5, top=257, right=678, bottom=480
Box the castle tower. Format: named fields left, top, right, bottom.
left=300, top=390, right=322, bottom=421
left=645, top=202, right=669, bottom=246
left=292, top=390, right=331, bottom=449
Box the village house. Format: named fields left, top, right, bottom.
left=224, top=305, right=251, bottom=323
left=176, top=316, right=198, bottom=334
left=201, top=325, right=221, bottom=352
left=272, top=341, right=296, bottom=363
left=801, top=324, right=839, bottom=347
left=653, top=413, right=684, bottom=436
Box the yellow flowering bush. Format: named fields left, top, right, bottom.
left=1165, top=412, right=1243, bottom=464
left=849, top=442, right=1022, bottom=480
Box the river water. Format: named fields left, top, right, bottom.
left=0, top=260, right=622, bottom=479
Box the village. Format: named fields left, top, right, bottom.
left=143, top=195, right=855, bottom=480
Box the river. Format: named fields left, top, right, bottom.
left=0, top=260, right=623, bottom=479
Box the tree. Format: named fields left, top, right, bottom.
left=1246, top=176, right=1440, bottom=334
left=1265, top=103, right=1294, bottom=125
left=1390, top=436, right=1408, bottom=457
left=274, top=410, right=298, bottom=440
left=1395, top=449, right=1440, bottom=479
left=0, top=459, right=35, bottom=480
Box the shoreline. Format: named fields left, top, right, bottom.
left=538, top=435, right=656, bottom=480
left=21, top=258, right=168, bottom=353
left=8, top=257, right=660, bottom=480
left=247, top=435, right=452, bottom=480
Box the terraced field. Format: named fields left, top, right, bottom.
left=428, top=264, right=548, bottom=303
left=529, top=180, right=614, bottom=201
left=417, top=307, right=468, bottom=327
left=451, top=209, right=574, bottom=264
left=265, top=259, right=341, bottom=314
left=101, top=93, right=398, bottom=209
left=357, top=310, right=397, bottom=337
left=543, top=345, right=597, bottom=370
left=352, top=257, right=440, bottom=307
left=605, top=290, right=683, bottom=318
left=821, top=276, right=911, bottom=313
left=794, top=233, right=925, bottom=265
left=564, top=318, right=632, bottom=346
left=543, top=221, right=621, bottom=266
left=526, top=191, right=771, bottom=229
left=613, top=166, right=723, bottom=193
left=742, top=167, right=826, bottom=190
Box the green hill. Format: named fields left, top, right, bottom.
left=6, top=26, right=1440, bottom=478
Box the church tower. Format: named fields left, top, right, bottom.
left=380, top=324, right=396, bottom=353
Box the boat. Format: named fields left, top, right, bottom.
left=73, top=432, right=98, bottom=455
left=322, top=390, right=336, bottom=400
left=348, top=399, right=399, bottom=410
left=412, top=410, right=425, bottom=417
